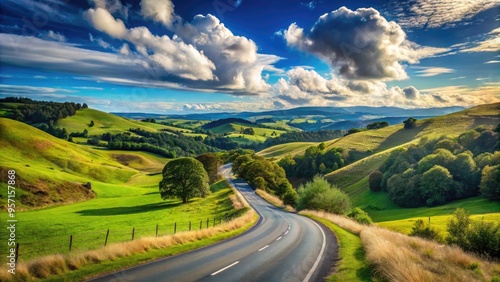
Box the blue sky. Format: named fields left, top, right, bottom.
left=0, top=0, right=498, bottom=113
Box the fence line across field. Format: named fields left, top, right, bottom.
left=0, top=215, right=237, bottom=264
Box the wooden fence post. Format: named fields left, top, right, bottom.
left=200, top=220, right=202, bottom=230
left=206, top=218, right=209, bottom=229
left=132, top=228, right=135, bottom=240
left=189, top=221, right=191, bottom=231
left=104, top=229, right=109, bottom=246
left=174, top=222, right=177, bottom=234
left=69, top=235, right=73, bottom=252
left=156, top=224, right=159, bottom=238
left=15, top=243, right=19, bottom=263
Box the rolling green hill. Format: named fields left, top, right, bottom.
left=208, top=122, right=287, bottom=136
left=57, top=108, right=187, bottom=135
left=0, top=118, right=170, bottom=208
left=258, top=142, right=318, bottom=159
left=260, top=103, right=500, bottom=161
left=259, top=103, right=500, bottom=234
left=326, top=103, right=500, bottom=233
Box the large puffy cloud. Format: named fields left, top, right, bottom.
left=284, top=7, right=448, bottom=81
left=90, top=0, right=129, bottom=18
left=84, top=8, right=215, bottom=81
left=82, top=4, right=280, bottom=94
left=273, top=67, right=498, bottom=108
left=140, top=0, right=176, bottom=27
left=84, top=7, right=127, bottom=38
left=173, top=14, right=282, bottom=93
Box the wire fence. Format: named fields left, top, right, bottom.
left=0, top=214, right=239, bottom=264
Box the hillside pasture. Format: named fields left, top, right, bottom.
left=57, top=109, right=187, bottom=136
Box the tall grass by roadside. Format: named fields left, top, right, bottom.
left=302, top=210, right=500, bottom=282
left=305, top=214, right=373, bottom=281
left=255, top=189, right=295, bottom=212
left=0, top=209, right=256, bottom=282
left=228, top=181, right=250, bottom=209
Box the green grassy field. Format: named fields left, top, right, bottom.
left=259, top=103, right=500, bottom=238
left=57, top=109, right=186, bottom=135
left=257, top=142, right=318, bottom=159
left=0, top=178, right=239, bottom=263
left=158, top=119, right=210, bottom=129
left=0, top=116, right=250, bottom=274
left=289, top=118, right=317, bottom=124
left=228, top=133, right=267, bottom=144
left=260, top=120, right=301, bottom=132
left=208, top=122, right=287, bottom=136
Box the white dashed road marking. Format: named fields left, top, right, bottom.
left=211, top=261, right=240, bottom=276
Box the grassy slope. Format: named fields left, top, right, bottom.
left=260, top=120, right=302, bottom=132
left=57, top=109, right=186, bottom=135
left=210, top=122, right=287, bottom=135
left=322, top=103, right=500, bottom=234
left=259, top=103, right=500, bottom=234
left=257, top=142, right=318, bottom=159
left=2, top=182, right=238, bottom=262
left=0, top=117, right=250, bottom=275
left=0, top=118, right=138, bottom=206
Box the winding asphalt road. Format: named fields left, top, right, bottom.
left=89, top=164, right=338, bottom=282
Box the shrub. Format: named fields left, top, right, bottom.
left=297, top=175, right=351, bottom=214
left=368, top=170, right=383, bottom=192
left=467, top=220, right=500, bottom=259
left=283, top=189, right=298, bottom=207
left=480, top=165, right=500, bottom=201
left=348, top=207, right=373, bottom=225
left=403, top=117, right=417, bottom=129
left=409, top=219, right=442, bottom=242
left=446, top=208, right=471, bottom=249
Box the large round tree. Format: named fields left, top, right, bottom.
left=159, top=158, right=210, bottom=203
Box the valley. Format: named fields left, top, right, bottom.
left=0, top=98, right=499, bottom=281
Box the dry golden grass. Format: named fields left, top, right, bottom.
left=302, top=210, right=365, bottom=234
left=302, top=210, right=500, bottom=282
left=0, top=210, right=256, bottom=282
left=229, top=189, right=249, bottom=209
left=255, top=189, right=295, bottom=212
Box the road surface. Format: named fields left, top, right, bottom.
left=89, top=164, right=337, bottom=282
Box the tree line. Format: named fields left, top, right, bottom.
left=88, top=128, right=218, bottom=158
left=410, top=208, right=500, bottom=259
left=369, top=124, right=500, bottom=207
left=230, top=151, right=298, bottom=206
left=1, top=97, right=86, bottom=124
left=258, top=130, right=343, bottom=149
left=278, top=143, right=347, bottom=179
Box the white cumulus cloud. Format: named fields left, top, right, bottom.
left=140, top=0, right=176, bottom=27
left=283, top=7, right=448, bottom=81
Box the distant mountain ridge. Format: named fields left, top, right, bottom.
left=114, top=106, right=465, bottom=131
left=114, top=106, right=464, bottom=120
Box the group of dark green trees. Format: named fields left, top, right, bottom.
left=93, top=128, right=218, bottom=158
left=369, top=125, right=500, bottom=207
left=1, top=97, right=87, bottom=139
left=278, top=143, right=347, bottom=179
left=231, top=152, right=298, bottom=206
left=1, top=97, right=86, bottom=123
left=410, top=208, right=500, bottom=259
left=158, top=153, right=222, bottom=203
